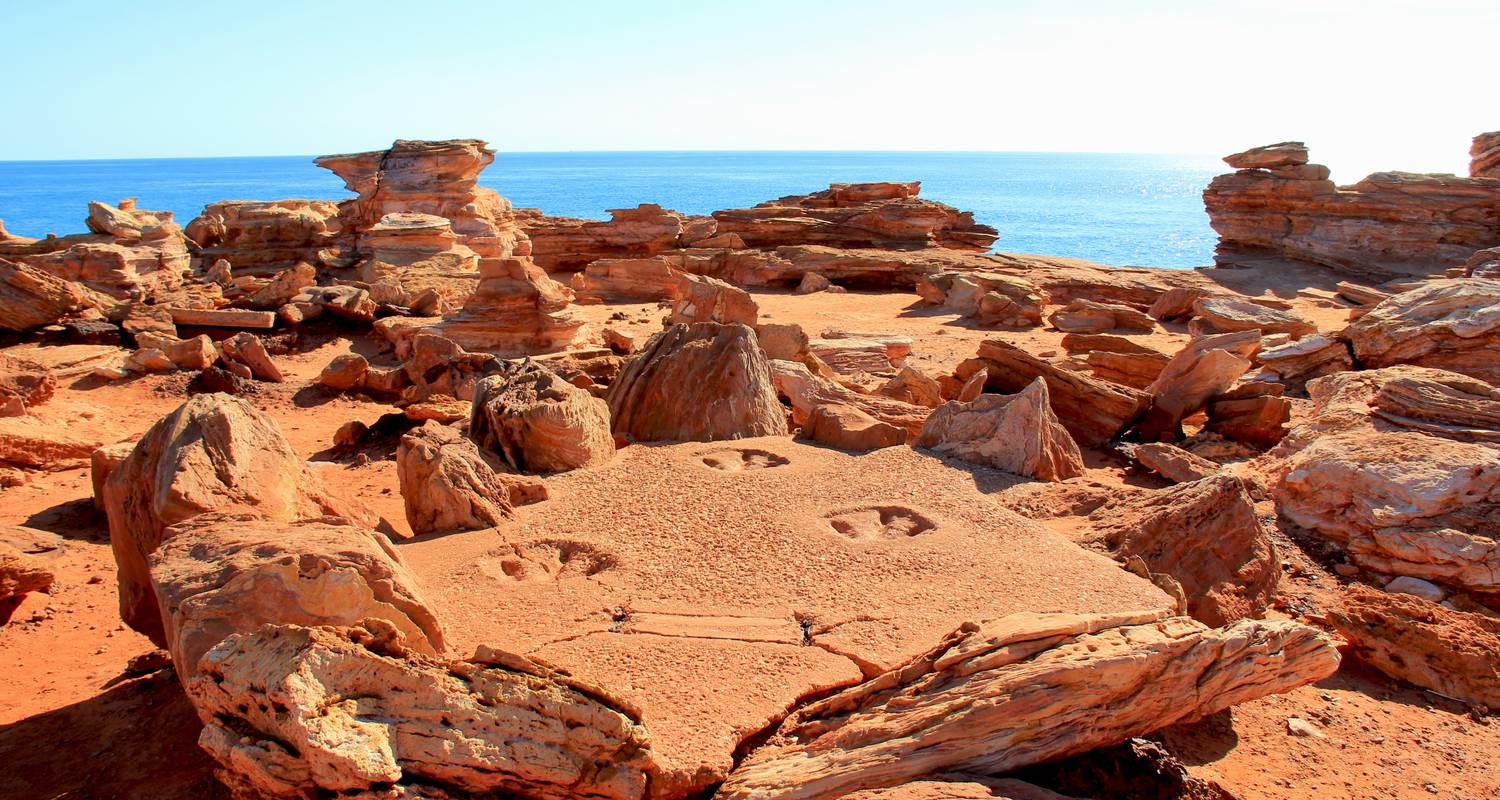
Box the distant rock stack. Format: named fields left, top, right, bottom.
left=1472, top=131, right=1500, bottom=179
left=1203, top=138, right=1500, bottom=280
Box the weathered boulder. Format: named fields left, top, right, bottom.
left=569, top=256, right=685, bottom=302
left=186, top=199, right=341, bottom=277
left=1206, top=393, right=1292, bottom=448
left=0, top=526, right=58, bottom=605
left=397, top=421, right=547, bottom=535
left=0, top=355, right=56, bottom=416
left=219, top=332, right=284, bottom=383
left=956, top=339, right=1149, bottom=447
left=242, top=262, right=318, bottom=309
left=1341, top=279, right=1500, bottom=385
left=916, top=378, right=1084, bottom=481
left=1048, top=299, right=1154, bottom=334
left=800, top=403, right=907, bottom=452
left=0, top=415, right=100, bottom=470
left=1472, top=131, right=1500, bottom=179
left=318, top=353, right=369, bottom=391
left=103, top=393, right=369, bottom=642
left=1275, top=430, right=1499, bottom=594
left=470, top=361, right=615, bottom=473
left=1129, top=442, right=1220, bottom=483
left=667, top=273, right=758, bottom=326
left=0, top=258, right=101, bottom=331
left=917, top=270, right=1047, bottom=327
left=132, top=332, right=217, bottom=371
left=1088, top=475, right=1279, bottom=626
left=876, top=364, right=944, bottom=407
left=1061, top=334, right=1170, bottom=389
left=608, top=323, right=787, bottom=442
left=1331, top=585, right=1500, bottom=708
left=716, top=611, right=1338, bottom=800
left=1205, top=141, right=1500, bottom=279
left=0, top=200, right=190, bottom=300
left=1190, top=295, right=1317, bottom=339
left=188, top=622, right=658, bottom=800
left=1132, top=330, right=1259, bottom=442
left=770, top=359, right=930, bottom=437
left=1224, top=142, right=1309, bottom=170
left=149, top=512, right=444, bottom=682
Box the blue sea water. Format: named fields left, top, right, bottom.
left=0, top=151, right=1222, bottom=268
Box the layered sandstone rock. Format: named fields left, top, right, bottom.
left=1331, top=585, right=1500, bottom=708
left=1256, top=333, right=1353, bottom=387
left=1132, top=330, right=1259, bottom=442
left=188, top=622, right=657, bottom=800
left=1129, top=442, right=1220, bottom=483
left=667, top=273, right=758, bottom=326
left=916, top=378, right=1084, bottom=481
left=1275, top=430, right=1499, bottom=594
left=397, top=421, right=547, bottom=534
left=519, top=204, right=718, bottom=272
left=608, top=323, right=787, bottom=442
left=0, top=257, right=104, bottom=331
left=1341, top=279, right=1500, bottom=385
left=800, top=403, right=907, bottom=452
left=956, top=339, right=1149, bottom=447
left=1472, top=131, right=1500, bottom=179
left=0, top=415, right=100, bottom=471
left=712, top=182, right=998, bottom=252
left=1189, top=295, right=1317, bottom=338
left=1206, top=393, right=1292, bottom=448
left=1205, top=141, right=1500, bottom=279
left=569, top=256, right=685, bottom=302
left=148, top=512, right=444, bottom=681
left=1048, top=299, right=1154, bottom=334
left=439, top=256, right=586, bottom=354
left=185, top=199, right=340, bottom=276
left=1061, top=334, right=1170, bottom=390
left=358, top=212, right=481, bottom=306
left=717, top=611, right=1338, bottom=800
left=0, top=200, right=189, bottom=300
left=1087, top=475, right=1279, bottom=626
left=0, top=355, right=56, bottom=416
left=103, top=393, right=369, bottom=642
left=471, top=361, right=615, bottom=473
left=771, top=359, right=930, bottom=437
left=0, top=526, right=58, bottom=604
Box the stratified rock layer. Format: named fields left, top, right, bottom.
left=1341, top=279, right=1500, bottom=385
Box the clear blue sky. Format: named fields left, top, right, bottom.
left=3, top=0, right=1495, bottom=178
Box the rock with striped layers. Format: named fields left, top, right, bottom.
left=916, top=378, right=1084, bottom=481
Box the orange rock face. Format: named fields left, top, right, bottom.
left=1473, top=131, right=1500, bottom=179
left=916, top=378, right=1085, bottom=481
left=184, top=199, right=341, bottom=276
left=1204, top=140, right=1500, bottom=279
left=1341, top=278, right=1500, bottom=385
left=519, top=203, right=720, bottom=272
left=713, top=181, right=998, bottom=251
left=0, top=200, right=190, bottom=300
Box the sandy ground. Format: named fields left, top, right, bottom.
left=1, top=281, right=1497, bottom=799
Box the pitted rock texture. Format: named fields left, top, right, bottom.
left=608, top=323, right=787, bottom=442
left=916, top=377, right=1084, bottom=481
left=716, top=611, right=1339, bottom=800
left=0, top=199, right=189, bottom=300
left=188, top=622, right=657, bottom=800
left=103, top=393, right=369, bottom=642
left=149, top=512, right=444, bottom=681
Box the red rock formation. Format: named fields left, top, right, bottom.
left=184, top=199, right=341, bottom=276
left=800, top=403, right=907, bottom=452
left=0, top=355, right=56, bottom=416
left=518, top=204, right=719, bottom=272
left=1332, top=585, right=1500, bottom=708
left=569, top=256, right=686, bottom=302
left=397, top=421, right=547, bottom=534
left=1473, top=131, right=1500, bottom=179
left=916, top=378, right=1085, bottom=481
left=1204, top=140, right=1500, bottom=279
left=0, top=258, right=103, bottom=331
left=439, top=256, right=586, bottom=354
left=470, top=361, right=616, bottom=473
left=770, top=359, right=931, bottom=437
left=0, top=200, right=190, bottom=300
left=1341, top=278, right=1500, bottom=385
left=713, top=182, right=998, bottom=251
left=1132, top=330, right=1259, bottom=442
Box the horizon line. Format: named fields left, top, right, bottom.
left=0, top=147, right=1227, bottom=165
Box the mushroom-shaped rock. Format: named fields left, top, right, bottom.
left=1342, top=279, right=1500, bottom=386
left=148, top=511, right=445, bottom=682
left=103, top=393, right=370, bottom=643
left=1224, top=142, right=1310, bottom=170
left=188, top=622, right=659, bottom=800
left=470, top=361, right=615, bottom=473
left=607, top=323, right=787, bottom=442
left=916, top=377, right=1085, bottom=482
left=716, top=611, right=1338, bottom=800
left=1086, top=475, right=1279, bottom=626
left=396, top=420, right=547, bottom=535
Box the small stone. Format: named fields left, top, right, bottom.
left=1286, top=717, right=1325, bottom=738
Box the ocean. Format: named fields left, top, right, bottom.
left=0, top=151, right=1223, bottom=269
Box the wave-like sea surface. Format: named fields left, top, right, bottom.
left=0, top=151, right=1222, bottom=268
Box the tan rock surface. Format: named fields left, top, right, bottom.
left=397, top=420, right=545, bottom=534
left=1132, top=330, right=1258, bottom=442
left=770, top=359, right=930, bottom=437
left=800, top=403, right=906, bottom=452
left=916, top=378, right=1084, bottom=481
left=1341, top=278, right=1500, bottom=385
left=470, top=361, right=616, bottom=473
left=668, top=273, right=758, bottom=326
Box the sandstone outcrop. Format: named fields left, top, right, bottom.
left=916, top=378, right=1084, bottom=481
left=397, top=421, right=546, bottom=534
left=470, top=361, right=615, bottom=472
left=1132, top=330, right=1259, bottom=442
left=1256, top=333, right=1353, bottom=387
left=1129, top=441, right=1220, bottom=483
left=1205, top=141, right=1500, bottom=279
left=218, top=332, right=284, bottom=382
left=0, top=526, right=57, bottom=604
left=1341, top=279, right=1500, bottom=385
left=570, top=256, right=685, bottom=302
left=148, top=512, right=444, bottom=681
left=717, top=611, right=1338, bottom=800
left=0, top=199, right=189, bottom=300
left=439, top=256, right=586, bottom=354
left=1275, top=430, right=1499, bottom=594
left=1189, top=295, right=1317, bottom=338
left=1048, top=299, right=1154, bottom=334
left=1472, top=131, right=1500, bottom=179
left=358, top=212, right=481, bottom=307
left=800, top=403, right=907, bottom=452
left=185, top=199, right=340, bottom=276
left=0, top=415, right=100, bottom=471
left=1331, top=585, right=1500, bottom=708
left=608, top=323, right=787, bottom=442
left=520, top=203, right=718, bottom=271
left=712, top=182, right=998, bottom=252
left=103, top=393, right=369, bottom=642
left=956, top=339, right=1149, bottom=446
left=188, top=622, right=657, bottom=800
left=667, top=273, right=758, bottom=326
left=0, top=258, right=102, bottom=331
left=770, top=359, right=930, bottom=437
left=1061, top=334, right=1169, bottom=389
left=0, top=355, right=56, bottom=416
left=1087, top=475, right=1279, bottom=626
left=318, top=353, right=369, bottom=391
left=1206, top=392, right=1291, bottom=448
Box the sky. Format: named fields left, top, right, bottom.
left=2, top=0, right=1496, bottom=180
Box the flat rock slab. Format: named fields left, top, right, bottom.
left=400, top=438, right=1172, bottom=795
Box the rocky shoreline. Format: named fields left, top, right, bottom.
left=1, top=135, right=1498, bottom=800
